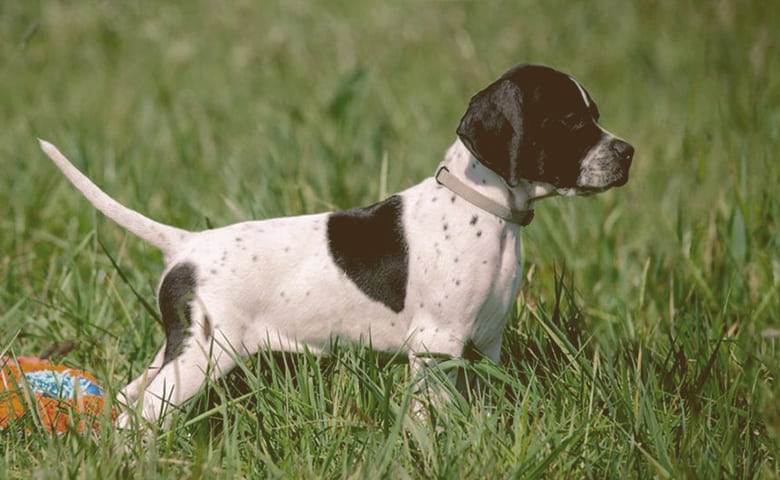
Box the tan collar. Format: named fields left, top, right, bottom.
left=435, top=166, right=534, bottom=226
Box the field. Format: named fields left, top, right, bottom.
left=1, top=1, right=778, bottom=478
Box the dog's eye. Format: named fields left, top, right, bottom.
left=560, top=115, right=585, bottom=130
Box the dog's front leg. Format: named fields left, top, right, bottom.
left=406, top=324, right=468, bottom=418
left=408, top=351, right=460, bottom=418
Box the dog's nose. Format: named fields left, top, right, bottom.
left=611, top=140, right=634, bottom=167
left=609, top=139, right=634, bottom=187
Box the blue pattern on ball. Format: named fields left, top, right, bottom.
left=22, top=370, right=104, bottom=400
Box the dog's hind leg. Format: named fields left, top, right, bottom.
left=115, top=339, right=238, bottom=428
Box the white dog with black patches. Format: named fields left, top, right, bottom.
left=39, top=64, right=633, bottom=427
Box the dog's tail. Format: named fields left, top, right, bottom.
left=39, top=139, right=191, bottom=260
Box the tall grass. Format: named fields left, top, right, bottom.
left=1, top=0, right=777, bottom=477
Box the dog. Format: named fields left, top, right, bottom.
left=39, top=64, right=633, bottom=426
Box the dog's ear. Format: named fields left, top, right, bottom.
left=456, top=79, right=527, bottom=187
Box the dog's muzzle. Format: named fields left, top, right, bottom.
left=577, top=136, right=634, bottom=190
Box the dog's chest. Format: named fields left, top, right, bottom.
left=402, top=179, right=524, bottom=336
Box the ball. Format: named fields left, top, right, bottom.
left=0, top=356, right=109, bottom=433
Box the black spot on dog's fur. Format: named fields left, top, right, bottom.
left=159, top=263, right=198, bottom=365
left=327, top=195, right=408, bottom=313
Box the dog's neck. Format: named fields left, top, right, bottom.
left=436, top=139, right=557, bottom=224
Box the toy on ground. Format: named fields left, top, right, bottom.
left=0, top=356, right=108, bottom=433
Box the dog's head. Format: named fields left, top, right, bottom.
left=457, top=64, right=633, bottom=195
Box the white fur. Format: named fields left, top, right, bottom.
left=570, top=75, right=591, bottom=108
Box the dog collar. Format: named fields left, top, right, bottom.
left=435, top=166, right=534, bottom=226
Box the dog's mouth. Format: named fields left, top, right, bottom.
left=600, top=171, right=630, bottom=190
left=557, top=170, right=631, bottom=197
left=564, top=186, right=608, bottom=197
left=578, top=187, right=608, bottom=196
left=611, top=168, right=631, bottom=187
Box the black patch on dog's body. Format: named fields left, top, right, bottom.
left=327, top=195, right=408, bottom=313
left=159, top=262, right=197, bottom=365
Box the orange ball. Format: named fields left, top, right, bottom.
left=0, top=356, right=109, bottom=433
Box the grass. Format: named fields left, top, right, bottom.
left=1, top=0, right=778, bottom=477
